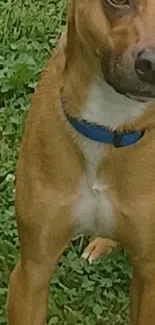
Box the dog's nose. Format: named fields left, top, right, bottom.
left=134, top=48, right=155, bottom=84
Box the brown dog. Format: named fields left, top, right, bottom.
left=7, top=1, right=155, bottom=324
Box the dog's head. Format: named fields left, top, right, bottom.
left=67, top=0, right=155, bottom=102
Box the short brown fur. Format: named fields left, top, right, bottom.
left=7, top=1, right=155, bottom=325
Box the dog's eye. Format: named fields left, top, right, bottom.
left=107, top=0, right=129, bottom=7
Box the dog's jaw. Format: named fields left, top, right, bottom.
left=80, top=79, right=149, bottom=131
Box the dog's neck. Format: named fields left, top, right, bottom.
left=80, top=80, right=148, bottom=131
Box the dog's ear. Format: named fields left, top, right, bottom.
left=66, top=0, right=77, bottom=64
left=67, top=0, right=76, bottom=23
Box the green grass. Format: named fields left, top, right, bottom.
left=0, top=0, right=132, bottom=324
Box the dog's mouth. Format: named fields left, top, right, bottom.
left=110, top=82, right=155, bottom=103
left=126, top=91, right=155, bottom=103
left=101, top=59, right=155, bottom=103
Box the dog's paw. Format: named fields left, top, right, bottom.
left=81, top=238, right=118, bottom=263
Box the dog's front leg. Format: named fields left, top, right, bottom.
left=131, top=263, right=155, bottom=325
left=137, top=278, right=155, bottom=325
left=130, top=269, right=143, bottom=325
left=7, top=260, right=51, bottom=325
left=7, top=200, right=73, bottom=325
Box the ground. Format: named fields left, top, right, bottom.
left=0, top=0, right=131, bottom=324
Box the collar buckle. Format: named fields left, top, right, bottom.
left=113, top=131, right=123, bottom=148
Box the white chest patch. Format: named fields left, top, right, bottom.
left=72, top=80, right=148, bottom=238
left=73, top=139, right=115, bottom=238
left=81, top=80, right=148, bottom=130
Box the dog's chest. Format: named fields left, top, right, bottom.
left=72, top=80, right=146, bottom=237
left=73, top=140, right=115, bottom=238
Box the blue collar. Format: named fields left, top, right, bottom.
left=61, top=99, right=143, bottom=148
